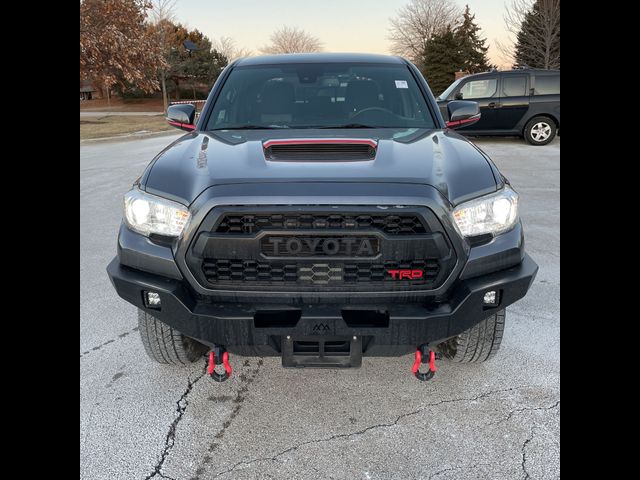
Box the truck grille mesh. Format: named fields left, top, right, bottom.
left=202, top=259, right=440, bottom=287
left=215, top=213, right=427, bottom=235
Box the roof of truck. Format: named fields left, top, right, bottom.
left=235, top=52, right=406, bottom=66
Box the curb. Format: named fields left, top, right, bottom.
left=80, top=129, right=181, bottom=144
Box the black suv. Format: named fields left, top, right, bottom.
left=437, top=69, right=560, bottom=145
left=107, top=53, right=538, bottom=382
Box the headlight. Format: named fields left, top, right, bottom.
left=123, top=189, right=191, bottom=237
left=452, top=186, right=519, bottom=237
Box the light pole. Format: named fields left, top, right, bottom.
left=183, top=40, right=199, bottom=101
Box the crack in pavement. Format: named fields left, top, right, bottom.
left=211, top=385, right=532, bottom=479
left=488, top=399, right=560, bottom=426
left=143, top=361, right=208, bottom=480
left=428, top=462, right=492, bottom=480
left=80, top=326, right=139, bottom=359
left=521, top=426, right=536, bottom=480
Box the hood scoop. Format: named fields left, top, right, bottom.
left=263, top=138, right=377, bottom=162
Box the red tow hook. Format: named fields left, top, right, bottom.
left=208, top=349, right=232, bottom=382
left=412, top=346, right=438, bottom=381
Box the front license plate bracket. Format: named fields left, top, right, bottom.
left=281, top=335, right=363, bottom=368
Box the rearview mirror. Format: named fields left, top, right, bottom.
left=166, top=104, right=196, bottom=131
left=445, top=101, right=480, bottom=129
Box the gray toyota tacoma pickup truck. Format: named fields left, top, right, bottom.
left=107, top=53, right=538, bottom=382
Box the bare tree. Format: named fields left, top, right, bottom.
left=212, top=36, right=252, bottom=61
left=497, top=0, right=560, bottom=69
left=147, top=0, right=178, bottom=111
left=259, top=26, right=323, bottom=54
left=148, top=0, right=177, bottom=24
left=388, top=0, right=460, bottom=64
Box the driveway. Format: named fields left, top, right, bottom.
left=80, top=135, right=559, bottom=480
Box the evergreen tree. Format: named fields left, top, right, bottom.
left=421, top=26, right=463, bottom=96
left=513, top=14, right=534, bottom=68
left=513, top=0, right=560, bottom=69
left=162, top=23, right=229, bottom=99
left=455, top=5, right=493, bottom=73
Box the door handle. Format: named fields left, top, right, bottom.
left=488, top=102, right=500, bottom=108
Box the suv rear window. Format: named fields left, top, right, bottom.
left=502, top=76, right=527, bottom=97
left=534, top=75, right=560, bottom=95
left=206, top=63, right=436, bottom=130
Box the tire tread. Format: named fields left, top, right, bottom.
left=440, top=310, right=506, bottom=363
left=137, top=309, right=206, bottom=365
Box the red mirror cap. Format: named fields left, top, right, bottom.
left=167, top=120, right=196, bottom=132
left=446, top=114, right=481, bottom=129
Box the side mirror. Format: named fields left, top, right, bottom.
left=454, top=92, right=464, bottom=100
left=166, top=104, right=196, bottom=131
left=445, top=100, right=480, bottom=129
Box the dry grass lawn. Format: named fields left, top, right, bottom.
left=79, top=97, right=165, bottom=112
left=80, top=115, right=173, bottom=139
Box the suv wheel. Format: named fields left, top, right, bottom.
left=438, top=310, right=505, bottom=363
left=137, top=309, right=208, bottom=365
left=524, top=116, right=557, bottom=145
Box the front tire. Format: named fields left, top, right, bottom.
left=524, top=116, right=557, bottom=145
left=137, top=309, right=208, bottom=365
left=438, top=310, right=505, bottom=363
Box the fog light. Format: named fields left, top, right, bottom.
left=483, top=290, right=497, bottom=305
left=145, top=291, right=161, bottom=309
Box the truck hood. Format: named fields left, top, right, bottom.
left=142, top=128, right=499, bottom=206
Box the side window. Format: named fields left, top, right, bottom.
left=502, top=76, right=527, bottom=97
left=458, top=78, right=497, bottom=99
left=534, top=75, right=560, bottom=95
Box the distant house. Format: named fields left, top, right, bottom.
left=80, top=79, right=101, bottom=100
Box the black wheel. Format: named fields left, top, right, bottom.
left=137, top=309, right=208, bottom=365
left=438, top=310, right=505, bottom=363
left=524, top=116, right=557, bottom=145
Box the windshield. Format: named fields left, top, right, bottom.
left=437, top=77, right=464, bottom=101
left=206, top=63, right=436, bottom=130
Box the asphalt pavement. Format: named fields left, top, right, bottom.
left=80, top=134, right=559, bottom=480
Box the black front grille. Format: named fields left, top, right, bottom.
left=202, top=259, right=440, bottom=287
left=215, top=213, right=427, bottom=235
left=186, top=206, right=456, bottom=293
left=265, top=144, right=375, bottom=161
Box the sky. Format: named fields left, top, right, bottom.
left=173, top=0, right=512, bottom=68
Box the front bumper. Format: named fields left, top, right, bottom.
left=107, top=253, right=538, bottom=356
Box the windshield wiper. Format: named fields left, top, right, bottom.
left=318, top=123, right=377, bottom=129
left=211, top=124, right=289, bottom=130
